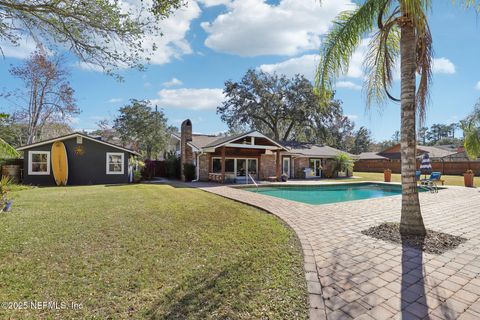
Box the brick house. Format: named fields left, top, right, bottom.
left=171, top=119, right=354, bottom=182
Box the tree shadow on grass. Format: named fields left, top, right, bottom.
left=146, top=261, right=258, bottom=320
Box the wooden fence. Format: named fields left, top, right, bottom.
left=354, top=159, right=480, bottom=176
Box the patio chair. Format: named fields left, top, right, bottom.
left=420, top=172, right=443, bottom=193
left=422, top=172, right=444, bottom=185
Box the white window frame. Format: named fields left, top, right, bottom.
left=106, top=152, right=125, bottom=175
left=28, top=151, right=51, bottom=175
left=212, top=157, right=258, bottom=176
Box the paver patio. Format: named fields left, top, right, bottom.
left=193, top=181, right=480, bottom=320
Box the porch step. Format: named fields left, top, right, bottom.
left=235, top=176, right=248, bottom=184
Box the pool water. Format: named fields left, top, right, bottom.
left=244, top=183, right=416, bottom=205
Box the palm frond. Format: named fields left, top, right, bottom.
left=415, top=16, right=433, bottom=126
left=464, top=123, right=480, bottom=159
left=457, top=0, right=480, bottom=11
left=316, top=0, right=389, bottom=101
left=364, top=18, right=401, bottom=107
left=0, top=138, right=19, bottom=159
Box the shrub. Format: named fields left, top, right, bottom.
left=183, top=163, right=196, bottom=182
left=164, top=152, right=180, bottom=179
left=334, top=153, right=354, bottom=175
left=133, top=170, right=142, bottom=182
left=0, top=176, right=12, bottom=211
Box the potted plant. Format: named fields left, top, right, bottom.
left=384, top=169, right=392, bottom=182
left=464, top=170, right=475, bottom=187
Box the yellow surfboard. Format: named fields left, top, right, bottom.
left=51, top=141, right=68, bottom=186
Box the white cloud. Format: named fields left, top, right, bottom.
left=475, top=81, right=480, bottom=90
left=76, top=61, right=105, bottom=72
left=108, top=98, right=122, bottom=103
left=345, top=114, right=358, bottom=121
left=151, top=88, right=225, bottom=110
left=198, top=0, right=231, bottom=7
left=75, top=0, right=200, bottom=70
left=0, top=38, right=38, bottom=59
left=337, top=81, right=361, bottom=90
left=259, top=54, right=318, bottom=80
left=201, top=0, right=354, bottom=57
left=432, top=57, right=456, bottom=74
left=162, top=77, right=183, bottom=87
left=258, top=38, right=368, bottom=81
left=144, top=82, right=152, bottom=88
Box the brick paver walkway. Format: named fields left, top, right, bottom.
left=194, top=182, right=480, bottom=320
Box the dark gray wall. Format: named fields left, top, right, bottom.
left=23, top=137, right=131, bottom=186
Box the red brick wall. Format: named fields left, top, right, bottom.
left=260, top=154, right=276, bottom=179
left=293, top=157, right=309, bottom=179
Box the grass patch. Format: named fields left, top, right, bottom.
left=353, top=171, right=480, bottom=187
left=0, top=184, right=307, bottom=319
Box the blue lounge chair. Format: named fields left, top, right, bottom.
left=423, top=172, right=443, bottom=184
left=416, top=171, right=421, bottom=181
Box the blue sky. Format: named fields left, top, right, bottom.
left=0, top=0, right=479, bottom=141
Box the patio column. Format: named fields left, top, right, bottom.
left=276, top=150, right=281, bottom=181
left=221, top=146, right=226, bottom=183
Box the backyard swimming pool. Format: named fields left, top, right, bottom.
left=244, top=183, right=422, bottom=205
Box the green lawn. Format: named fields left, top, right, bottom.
left=352, top=171, right=480, bottom=187
left=0, top=184, right=307, bottom=319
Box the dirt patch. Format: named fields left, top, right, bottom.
left=361, top=222, right=467, bottom=255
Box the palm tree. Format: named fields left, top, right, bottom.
left=463, top=104, right=480, bottom=159
left=0, top=138, right=19, bottom=159
left=316, top=0, right=479, bottom=236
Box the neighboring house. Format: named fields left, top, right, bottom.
left=355, top=144, right=480, bottom=175
left=171, top=119, right=354, bottom=182
left=17, top=132, right=140, bottom=185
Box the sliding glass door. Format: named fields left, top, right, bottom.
left=309, top=159, right=322, bottom=177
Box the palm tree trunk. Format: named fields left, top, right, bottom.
left=399, top=17, right=426, bottom=236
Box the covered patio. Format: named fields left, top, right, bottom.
left=201, top=131, right=287, bottom=183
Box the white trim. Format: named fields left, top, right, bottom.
left=17, top=133, right=140, bottom=156
left=282, top=157, right=291, bottom=178
left=106, top=152, right=125, bottom=175
left=225, top=143, right=280, bottom=150
left=211, top=157, right=258, bottom=177
left=207, top=131, right=287, bottom=151
left=28, top=151, right=50, bottom=175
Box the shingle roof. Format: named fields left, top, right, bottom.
left=417, top=146, right=456, bottom=159
left=203, top=131, right=254, bottom=148
left=285, top=143, right=355, bottom=158
left=358, top=152, right=389, bottom=160
left=17, top=132, right=141, bottom=156
left=191, top=134, right=223, bottom=149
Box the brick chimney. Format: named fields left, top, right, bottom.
left=180, top=119, right=193, bottom=181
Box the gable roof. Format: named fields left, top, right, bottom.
left=379, top=143, right=457, bottom=160
left=285, top=143, right=355, bottom=158
left=204, top=131, right=287, bottom=150
left=417, top=145, right=456, bottom=159
left=171, top=133, right=220, bottom=151
left=358, top=152, right=389, bottom=160
left=17, top=132, right=141, bottom=156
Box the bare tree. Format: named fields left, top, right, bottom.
left=4, top=49, right=79, bottom=143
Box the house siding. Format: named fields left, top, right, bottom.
left=23, top=137, right=131, bottom=186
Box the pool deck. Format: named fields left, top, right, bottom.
left=191, top=180, right=480, bottom=320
